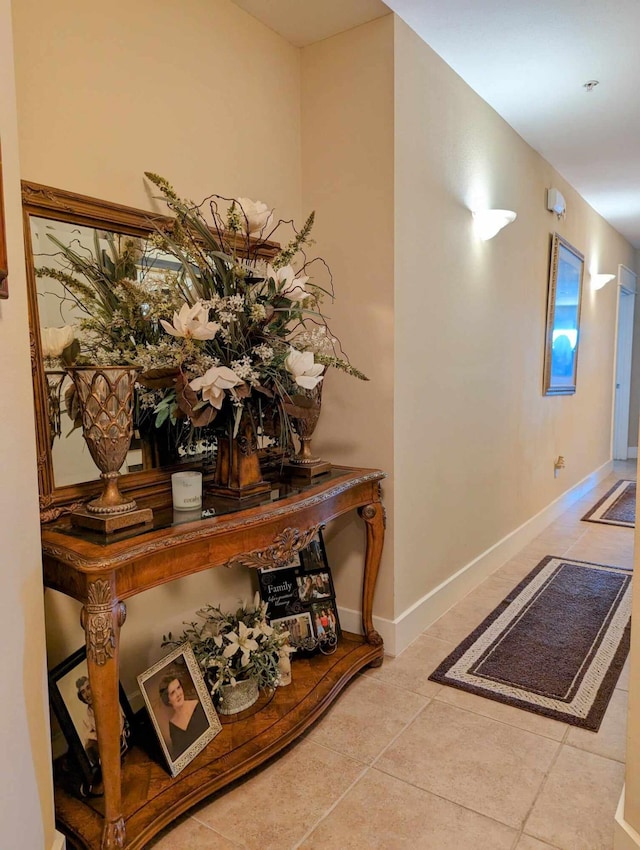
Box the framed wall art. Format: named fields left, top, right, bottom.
left=543, top=233, right=585, bottom=395
left=0, top=140, right=8, bottom=299
left=48, top=647, right=134, bottom=795
left=137, top=643, right=222, bottom=777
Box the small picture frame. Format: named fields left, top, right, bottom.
left=296, top=569, right=334, bottom=604
left=270, top=612, right=315, bottom=649
left=137, top=643, right=222, bottom=777
left=48, top=647, right=134, bottom=793
left=310, top=600, right=341, bottom=641
left=300, top=531, right=328, bottom=572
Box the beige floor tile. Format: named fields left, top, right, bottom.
left=492, top=555, right=548, bottom=584
left=375, top=700, right=559, bottom=828
left=565, top=687, right=628, bottom=762
left=307, top=675, right=428, bottom=763
left=425, top=577, right=515, bottom=645
left=433, top=686, right=568, bottom=741
left=194, top=739, right=364, bottom=850
left=516, top=836, right=561, bottom=850
left=298, top=768, right=516, bottom=850
left=148, top=815, right=243, bottom=849
left=525, top=746, right=625, bottom=850
left=563, top=542, right=634, bottom=570
left=363, top=634, right=455, bottom=698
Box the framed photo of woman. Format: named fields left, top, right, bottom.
left=48, top=647, right=135, bottom=795
left=137, top=643, right=222, bottom=777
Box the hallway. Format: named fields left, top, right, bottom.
left=150, top=462, right=635, bottom=850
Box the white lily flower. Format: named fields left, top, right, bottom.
left=222, top=621, right=259, bottom=667
left=41, top=325, right=75, bottom=358
left=236, top=197, right=273, bottom=236
left=160, top=301, right=220, bottom=340
left=189, top=365, right=243, bottom=409
left=284, top=347, right=325, bottom=390
left=267, top=264, right=311, bottom=303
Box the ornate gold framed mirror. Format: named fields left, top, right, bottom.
left=22, top=181, right=278, bottom=522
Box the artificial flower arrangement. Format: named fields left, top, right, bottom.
left=161, top=594, right=294, bottom=696
left=36, top=172, right=367, bottom=453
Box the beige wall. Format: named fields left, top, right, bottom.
left=0, top=0, right=54, bottom=845
left=394, top=18, right=636, bottom=616
left=301, top=15, right=395, bottom=620
left=629, top=249, right=640, bottom=448
left=12, top=0, right=302, bottom=697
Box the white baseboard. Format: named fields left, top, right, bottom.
left=628, top=447, right=638, bottom=459
left=340, top=459, right=614, bottom=657
left=615, top=787, right=640, bottom=850
left=52, top=830, right=66, bottom=850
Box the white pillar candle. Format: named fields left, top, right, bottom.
left=171, top=471, right=203, bottom=511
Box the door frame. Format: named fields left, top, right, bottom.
left=612, top=264, right=637, bottom=460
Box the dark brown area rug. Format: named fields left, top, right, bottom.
left=429, top=556, right=631, bottom=730
left=582, top=479, right=635, bottom=528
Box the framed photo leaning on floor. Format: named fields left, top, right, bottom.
left=48, top=647, right=134, bottom=794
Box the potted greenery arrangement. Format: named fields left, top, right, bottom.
left=162, top=593, right=294, bottom=715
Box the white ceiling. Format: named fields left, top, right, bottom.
left=232, top=0, right=640, bottom=249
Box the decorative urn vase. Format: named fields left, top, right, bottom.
left=68, top=366, right=152, bottom=532
left=283, top=383, right=331, bottom=479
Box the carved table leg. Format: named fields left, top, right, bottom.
left=81, top=577, right=127, bottom=850
left=358, top=498, right=385, bottom=661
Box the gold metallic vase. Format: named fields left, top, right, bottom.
left=69, top=366, right=152, bottom=531
left=284, top=384, right=331, bottom=479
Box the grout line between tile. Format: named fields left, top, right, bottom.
left=289, top=762, right=370, bottom=850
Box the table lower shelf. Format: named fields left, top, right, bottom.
left=56, top=632, right=383, bottom=850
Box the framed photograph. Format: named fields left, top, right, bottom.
left=258, top=566, right=305, bottom=619
left=543, top=233, right=584, bottom=395
left=137, top=643, right=222, bottom=778
left=270, top=612, right=314, bottom=649
left=296, top=569, right=334, bottom=604
left=0, top=140, right=8, bottom=299
left=310, top=600, right=341, bottom=641
left=48, top=647, right=134, bottom=793
left=300, top=531, right=328, bottom=572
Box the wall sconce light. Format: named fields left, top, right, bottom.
left=591, top=273, right=615, bottom=291
left=472, top=209, right=517, bottom=241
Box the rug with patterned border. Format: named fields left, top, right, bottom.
left=428, top=556, right=631, bottom=731
left=581, top=479, right=635, bottom=528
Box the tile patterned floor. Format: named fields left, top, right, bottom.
left=149, top=462, right=635, bottom=850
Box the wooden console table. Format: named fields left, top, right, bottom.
left=42, top=465, right=386, bottom=849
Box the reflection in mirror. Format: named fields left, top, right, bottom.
left=543, top=233, right=584, bottom=396
left=32, top=215, right=213, bottom=488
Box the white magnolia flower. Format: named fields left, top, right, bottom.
left=41, top=326, right=75, bottom=358
left=222, top=621, right=259, bottom=668
left=190, top=365, right=243, bottom=409
left=236, top=197, right=273, bottom=236
left=284, top=347, right=325, bottom=390
left=160, top=301, right=220, bottom=340
left=267, top=264, right=311, bottom=303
